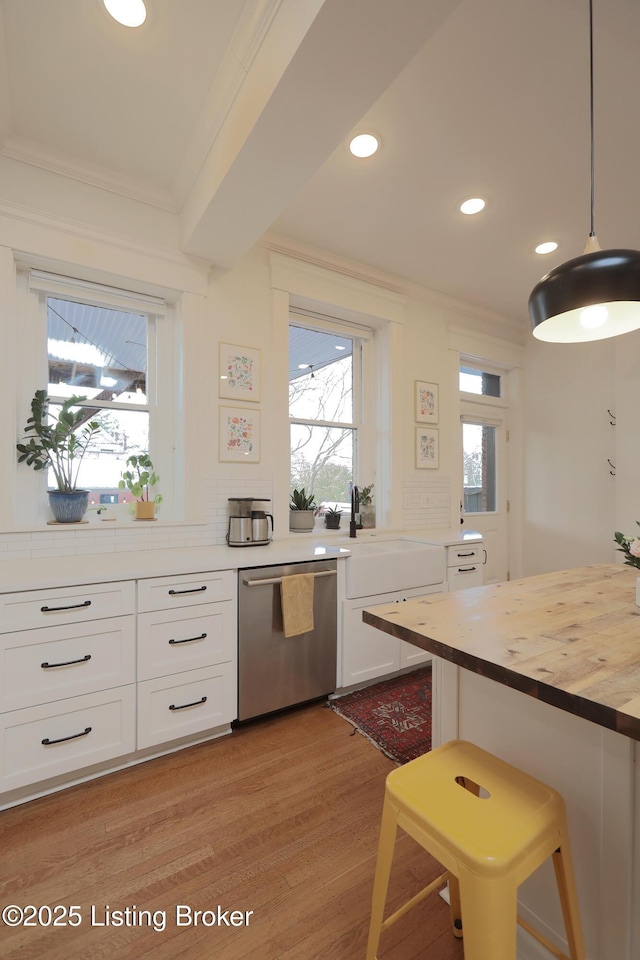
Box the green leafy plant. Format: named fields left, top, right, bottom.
left=359, top=484, right=374, bottom=506
left=324, top=504, right=342, bottom=529
left=118, top=453, right=162, bottom=504
left=290, top=487, right=316, bottom=511
left=16, top=390, right=104, bottom=492
left=325, top=505, right=342, bottom=518
left=614, top=525, right=640, bottom=571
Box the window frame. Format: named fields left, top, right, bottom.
left=14, top=268, right=179, bottom=527
left=288, top=312, right=370, bottom=516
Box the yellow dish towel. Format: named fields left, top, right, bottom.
left=281, top=573, right=315, bottom=638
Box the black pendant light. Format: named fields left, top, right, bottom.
left=528, top=0, right=640, bottom=343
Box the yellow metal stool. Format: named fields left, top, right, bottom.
left=366, top=739, right=585, bottom=960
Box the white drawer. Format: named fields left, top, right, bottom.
left=446, top=544, right=482, bottom=567
left=0, top=686, right=136, bottom=792
left=0, top=617, right=135, bottom=713
left=138, top=602, right=234, bottom=681
left=0, top=581, right=135, bottom=633
left=137, top=570, right=235, bottom=613
left=447, top=563, right=484, bottom=591
left=137, top=663, right=236, bottom=749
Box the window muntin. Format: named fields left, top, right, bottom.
left=289, top=322, right=361, bottom=509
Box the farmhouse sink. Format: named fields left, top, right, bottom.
left=344, top=539, right=445, bottom=599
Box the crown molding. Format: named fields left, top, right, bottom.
left=1, top=134, right=178, bottom=212
left=262, top=231, right=525, bottom=343
left=0, top=197, right=210, bottom=295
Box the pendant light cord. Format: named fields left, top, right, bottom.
left=589, top=0, right=595, bottom=238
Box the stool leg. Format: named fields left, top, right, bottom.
left=448, top=875, right=463, bottom=939
left=457, top=870, right=518, bottom=960
left=366, top=798, right=398, bottom=960
left=552, top=824, right=586, bottom=960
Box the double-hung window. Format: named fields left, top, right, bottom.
left=289, top=317, right=365, bottom=512
left=21, top=270, right=176, bottom=520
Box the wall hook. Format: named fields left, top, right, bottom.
left=608, top=409, right=616, bottom=425
left=608, top=459, right=616, bottom=475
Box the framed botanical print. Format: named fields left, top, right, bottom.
left=415, top=380, right=438, bottom=424
left=218, top=343, right=261, bottom=402
left=415, top=427, right=439, bottom=469
left=219, top=406, right=260, bottom=463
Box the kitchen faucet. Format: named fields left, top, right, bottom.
left=350, top=485, right=359, bottom=538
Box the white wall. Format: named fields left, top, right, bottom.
left=0, top=159, right=529, bottom=562
left=521, top=335, right=617, bottom=575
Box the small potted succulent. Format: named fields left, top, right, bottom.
left=289, top=487, right=316, bottom=532
left=16, top=390, right=104, bottom=523
left=118, top=453, right=162, bottom=520
left=324, top=505, right=342, bottom=530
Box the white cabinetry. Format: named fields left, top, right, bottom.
left=137, top=571, right=236, bottom=749
left=0, top=568, right=237, bottom=809
left=445, top=542, right=483, bottom=591
left=0, top=582, right=136, bottom=795
left=341, top=584, right=441, bottom=688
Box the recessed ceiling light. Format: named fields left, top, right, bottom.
left=459, top=198, right=486, bottom=215
left=298, top=363, right=309, bottom=369
left=335, top=345, right=346, bottom=351
left=535, top=241, right=559, bottom=255
left=103, top=0, right=147, bottom=27
left=349, top=134, right=379, bottom=158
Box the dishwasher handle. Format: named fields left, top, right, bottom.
left=242, top=570, right=336, bottom=587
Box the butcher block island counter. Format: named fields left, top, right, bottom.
left=364, top=564, right=640, bottom=960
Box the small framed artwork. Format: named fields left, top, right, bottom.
left=415, top=427, right=439, bottom=469
left=219, top=406, right=260, bottom=463
left=218, top=342, right=261, bottom=402
left=415, top=380, right=438, bottom=424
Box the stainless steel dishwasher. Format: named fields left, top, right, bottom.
left=238, top=559, right=337, bottom=721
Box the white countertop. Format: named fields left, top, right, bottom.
left=0, top=528, right=482, bottom=593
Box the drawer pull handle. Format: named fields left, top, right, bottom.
left=169, top=696, right=207, bottom=711
left=456, top=551, right=476, bottom=558
left=457, top=566, right=477, bottom=573
left=168, top=633, right=207, bottom=646
left=168, top=586, right=207, bottom=596
left=40, top=600, right=92, bottom=613
left=41, top=654, right=92, bottom=669
left=42, top=726, right=92, bottom=746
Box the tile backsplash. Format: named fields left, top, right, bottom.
left=402, top=477, right=451, bottom=529
left=0, top=478, right=274, bottom=561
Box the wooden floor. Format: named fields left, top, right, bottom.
left=0, top=702, right=464, bottom=960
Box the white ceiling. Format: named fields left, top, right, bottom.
left=1, top=0, right=639, bottom=332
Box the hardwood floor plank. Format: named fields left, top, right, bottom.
left=1, top=702, right=463, bottom=960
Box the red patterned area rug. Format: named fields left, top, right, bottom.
left=330, top=666, right=432, bottom=765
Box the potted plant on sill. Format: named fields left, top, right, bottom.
left=289, top=487, right=316, bottom=532
left=118, top=453, right=162, bottom=520
left=324, top=505, right=342, bottom=530
left=359, top=483, right=375, bottom=529
left=16, top=390, right=104, bottom=524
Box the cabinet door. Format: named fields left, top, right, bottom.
left=342, top=592, right=400, bottom=687
left=138, top=602, right=234, bottom=681
left=137, top=664, right=236, bottom=749
left=137, top=571, right=234, bottom=613
left=399, top=586, right=441, bottom=668
left=0, top=686, right=136, bottom=793
left=0, top=617, right=135, bottom=712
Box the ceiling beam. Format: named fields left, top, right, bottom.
left=180, top=0, right=461, bottom=266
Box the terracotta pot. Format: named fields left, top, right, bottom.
left=135, top=501, right=156, bottom=520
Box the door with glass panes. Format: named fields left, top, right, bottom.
left=459, top=362, right=509, bottom=583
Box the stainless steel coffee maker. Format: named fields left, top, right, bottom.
left=227, top=498, right=273, bottom=547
